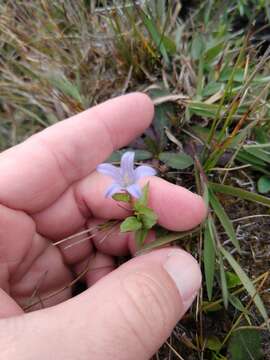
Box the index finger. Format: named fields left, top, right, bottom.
left=0, top=93, right=154, bottom=213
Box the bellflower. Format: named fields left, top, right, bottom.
left=97, top=151, right=156, bottom=198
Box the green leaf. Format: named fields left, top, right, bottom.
left=107, top=149, right=153, bottom=162
left=137, top=228, right=200, bottom=254
left=228, top=294, right=246, bottom=312
left=209, top=188, right=240, bottom=252
left=257, top=176, right=270, bottom=194
left=134, top=150, right=154, bottom=161
left=221, top=247, right=268, bottom=324
left=254, top=128, right=270, bottom=144
left=202, top=82, right=223, bottom=97
left=135, top=228, right=148, bottom=248
left=237, top=150, right=270, bottom=176
left=120, top=216, right=142, bottom=232
left=138, top=206, right=158, bottom=229
left=204, top=41, right=224, bottom=63
left=144, top=136, right=160, bottom=155
left=159, top=152, right=194, bottom=169
left=188, top=101, right=223, bottom=118
left=134, top=184, right=158, bottom=230
left=209, top=182, right=270, bottom=208
left=244, top=147, right=270, bottom=165
left=141, top=12, right=169, bottom=63
left=191, top=124, right=247, bottom=149
left=227, top=329, right=262, bottom=360
left=134, top=183, right=150, bottom=209
left=237, top=150, right=268, bottom=167
left=191, top=33, right=204, bottom=60
left=203, top=184, right=210, bottom=209
left=206, top=336, right=222, bottom=352
left=204, top=218, right=216, bottom=300
left=112, top=192, right=131, bottom=203
left=253, top=74, right=270, bottom=84
left=219, top=68, right=245, bottom=82
left=226, top=271, right=241, bottom=289
left=47, top=74, right=82, bottom=103
left=149, top=88, right=175, bottom=150
left=162, top=35, right=176, bottom=55
left=202, top=301, right=223, bottom=313
left=219, top=252, right=228, bottom=309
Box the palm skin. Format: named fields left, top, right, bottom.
left=0, top=93, right=206, bottom=320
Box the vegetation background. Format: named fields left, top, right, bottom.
left=0, top=0, right=270, bottom=359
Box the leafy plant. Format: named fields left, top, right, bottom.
left=120, top=183, right=158, bottom=248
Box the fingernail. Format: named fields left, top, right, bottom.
left=163, top=250, right=202, bottom=312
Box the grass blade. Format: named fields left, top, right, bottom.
left=209, top=188, right=240, bottom=252
left=204, top=217, right=216, bottom=300
left=136, top=228, right=200, bottom=255
left=47, top=74, right=82, bottom=104
left=209, top=182, right=270, bottom=208
left=219, top=251, right=229, bottom=309
left=220, top=247, right=268, bottom=324
left=140, top=10, right=169, bottom=64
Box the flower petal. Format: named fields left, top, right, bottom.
left=120, top=151, right=135, bottom=181
left=104, top=183, right=123, bottom=198
left=126, top=184, right=142, bottom=198
left=135, top=165, right=156, bottom=180
left=97, top=163, right=121, bottom=182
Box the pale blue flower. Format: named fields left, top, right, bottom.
left=97, top=151, right=156, bottom=198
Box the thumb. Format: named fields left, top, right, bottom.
left=2, top=248, right=201, bottom=360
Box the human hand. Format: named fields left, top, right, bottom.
left=0, top=93, right=206, bottom=360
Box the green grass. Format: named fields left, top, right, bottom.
left=1, top=1, right=270, bottom=359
